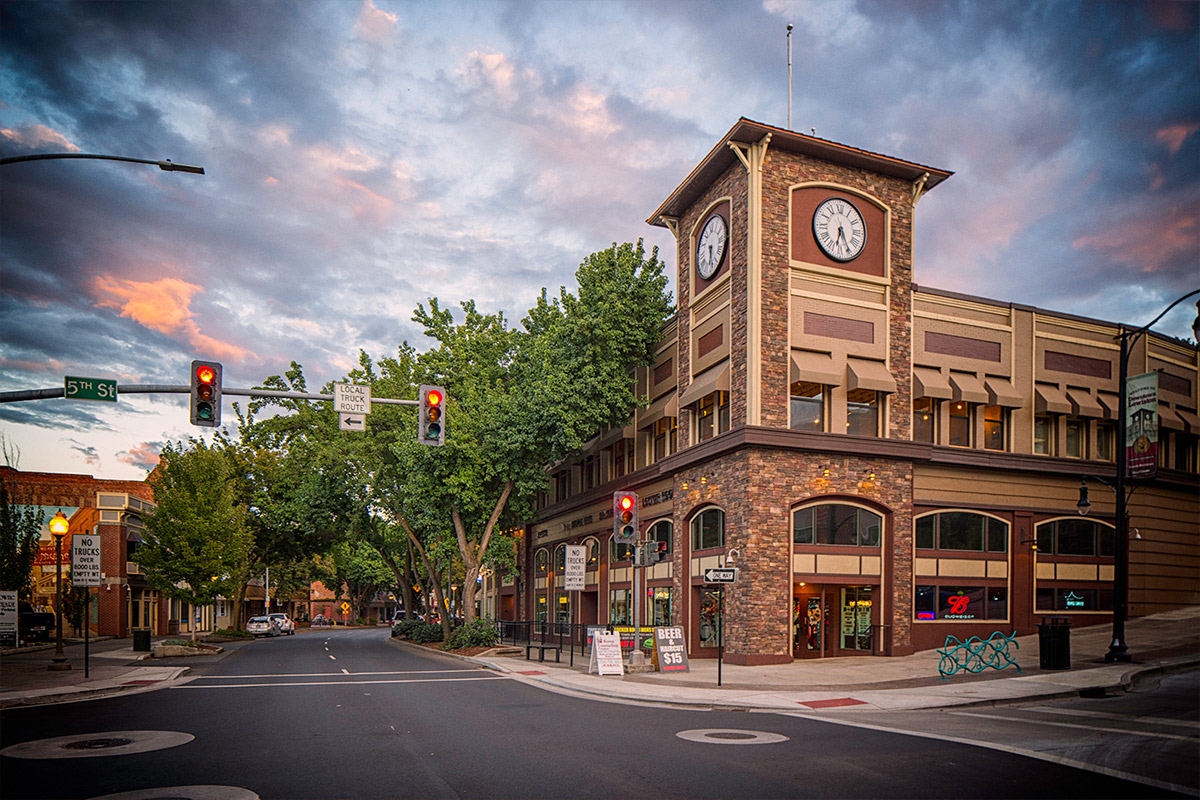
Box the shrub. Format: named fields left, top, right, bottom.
left=409, top=622, right=444, bottom=644
left=391, top=618, right=425, bottom=639
left=443, top=619, right=498, bottom=651
left=212, top=628, right=253, bottom=639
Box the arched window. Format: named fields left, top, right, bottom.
left=583, top=537, right=600, bottom=569
left=793, top=503, right=882, bottom=547
left=554, top=544, right=567, bottom=572
left=610, top=537, right=632, bottom=562
left=647, top=519, right=673, bottom=554
left=690, top=507, right=724, bottom=551
left=534, top=548, right=549, bottom=575
left=915, top=511, right=1008, bottom=552
left=1035, top=518, right=1114, bottom=556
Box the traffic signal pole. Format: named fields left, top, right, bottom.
left=0, top=384, right=420, bottom=406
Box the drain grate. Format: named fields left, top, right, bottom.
left=64, top=738, right=135, bottom=750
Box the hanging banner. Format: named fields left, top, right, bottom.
left=1125, top=371, right=1158, bottom=479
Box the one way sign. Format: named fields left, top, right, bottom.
left=703, top=567, right=738, bottom=584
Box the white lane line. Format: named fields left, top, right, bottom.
left=341, top=668, right=350, bottom=675
left=193, top=669, right=483, bottom=679
left=172, top=675, right=509, bottom=690
left=329, top=655, right=336, bottom=660
left=1016, top=706, right=1199, bottom=730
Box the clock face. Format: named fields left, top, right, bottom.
left=812, top=197, right=866, bottom=262
left=696, top=214, right=727, bottom=281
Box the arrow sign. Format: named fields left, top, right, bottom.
left=339, top=413, right=365, bottom=431
left=704, top=567, right=738, bottom=584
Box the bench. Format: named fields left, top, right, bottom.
left=937, top=631, right=1021, bottom=679
left=525, top=643, right=562, bottom=663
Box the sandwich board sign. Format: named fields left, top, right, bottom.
left=653, top=626, right=689, bottom=673
left=589, top=631, right=624, bottom=676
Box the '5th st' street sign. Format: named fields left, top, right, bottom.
left=65, top=376, right=117, bottom=402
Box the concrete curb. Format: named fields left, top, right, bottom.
left=0, top=666, right=191, bottom=709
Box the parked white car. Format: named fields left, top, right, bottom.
left=246, top=616, right=280, bottom=638
left=268, top=613, right=296, bottom=635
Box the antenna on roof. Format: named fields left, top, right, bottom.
left=787, top=24, right=794, bottom=130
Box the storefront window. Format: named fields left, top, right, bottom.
left=846, top=389, right=880, bottom=437
left=1035, top=518, right=1114, bottom=556
left=690, top=507, right=724, bottom=550
left=1036, top=587, right=1113, bottom=612
left=915, top=511, right=1008, bottom=552
left=609, top=588, right=631, bottom=626
left=790, top=381, right=825, bottom=431
left=913, top=397, right=936, bottom=443
left=793, top=504, right=882, bottom=547
left=535, top=593, right=547, bottom=624
left=915, top=585, right=1007, bottom=620
left=650, top=587, right=672, bottom=626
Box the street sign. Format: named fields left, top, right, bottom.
left=564, top=545, right=586, bottom=591
left=71, top=534, right=102, bottom=587
left=65, top=376, right=117, bottom=402
left=703, top=567, right=738, bottom=584
left=339, top=413, right=365, bottom=431
left=333, top=383, right=371, bottom=415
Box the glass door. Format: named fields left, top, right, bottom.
left=840, top=586, right=873, bottom=651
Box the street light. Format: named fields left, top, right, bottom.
left=1103, top=290, right=1200, bottom=663
left=0, top=152, right=205, bottom=174
left=48, top=510, right=71, bottom=672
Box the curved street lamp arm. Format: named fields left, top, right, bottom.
left=0, top=152, right=204, bottom=174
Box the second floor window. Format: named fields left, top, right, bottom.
left=652, top=417, right=677, bottom=462
left=916, top=511, right=1008, bottom=552
left=913, top=397, right=936, bottom=443
left=949, top=402, right=971, bottom=447
left=790, top=381, right=825, bottom=432
left=1036, top=518, right=1114, bottom=556
left=1034, top=414, right=1056, bottom=455
left=793, top=504, right=882, bottom=547
left=696, top=391, right=730, bottom=442
left=846, top=389, right=881, bottom=437
left=983, top=405, right=1007, bottom=451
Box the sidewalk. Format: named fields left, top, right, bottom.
left=2, top=608, right=1197, bottom=712
left=467, top=606, right=1200, bottom=712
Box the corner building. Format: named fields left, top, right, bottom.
left=511, top=118, right=1199, bottom=664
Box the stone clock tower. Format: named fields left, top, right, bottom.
left=648, top=118, right=952, bottom=664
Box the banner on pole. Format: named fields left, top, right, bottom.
left=1125, top=371, right=1158, bottom=479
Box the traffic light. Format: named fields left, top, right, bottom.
left=613, top=491, right=638, bottom=543
left=648, top=540, right=668, bottom=564
left=190, top=360, right=222, bottom=427
left=418, top=384, right=446, bottom=446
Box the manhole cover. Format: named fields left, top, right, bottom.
left=676, top=728, right=790, bottom=745
left=1, top=730, right=194, bottom=759
left=64, top=738, right=135, bottom=750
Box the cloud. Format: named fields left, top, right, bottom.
left=1156, top=123, right=1198, bottom=156
left=65, top=439, right=101, bottom=467
left=116, top=442, right=162, bottom=472
left=0, top=124, right=79, bottom=151
left=92, top=276, right=254, bottom=362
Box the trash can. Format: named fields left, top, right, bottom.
left=1036, top=616, right=1071, bottom=670
left=132, top=630, right=152, bottom=652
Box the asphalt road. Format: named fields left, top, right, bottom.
left=0, top=628, right=1183, bottom=800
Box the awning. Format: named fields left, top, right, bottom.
left=912, top=366, right=952, bottom=399
left=985, top=377, right=1023, bottom=408
left=126, top=531, right=145, bottom=544
left=1035, top=384, right=1072, bottom=415
left=1097, top=393, right=1119, bottom=419
left=1158, top=404, right=1185, bottom=431
left=594, top=422, right=636, bottom=449
left=1067, top=389, right=1104, bottom=418
left=1176, top=406, right=1200, bottom=433
left=678, top=363, right=730, bottom=408
left=638, top=393, right=679, bottom=429
left=846, top=358, right=897, bottom=393
left=950, top=372, right=989, bottom=404
left=790, top=351, right=842, bottom=386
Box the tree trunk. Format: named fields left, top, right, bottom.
left=452, top=480, right=512, bottom=625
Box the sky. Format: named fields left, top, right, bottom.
left=1, top=0, right=1197, bottom=482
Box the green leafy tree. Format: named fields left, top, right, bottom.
left=137, top=440, right=254, bottom=641
left=0, top=471, right=43, bottom=598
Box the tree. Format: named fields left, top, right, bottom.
left=137, top=440, right=254, bottom=641
left=0, top=471, right=43, bottom=598
left=387, top=240, right=673, bottom=624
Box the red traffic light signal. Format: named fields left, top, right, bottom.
left=190, top=360, right=222, bottom=427
left=418, top=384, right=446, bottom=446
left=612, top=491, right=638, bottom=543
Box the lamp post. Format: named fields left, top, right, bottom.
left=1099, top=291, right=1200, bottom=663
left=48, top=510, right=71, bottom=671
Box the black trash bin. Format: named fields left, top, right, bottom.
left=132, top=630, right=151, bottom=652
left=1037, top=616, right=1071, bottom=670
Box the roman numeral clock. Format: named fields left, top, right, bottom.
left=812, top=197, right=866, bottom=262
